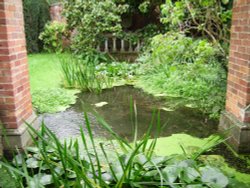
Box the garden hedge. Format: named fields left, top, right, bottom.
left=23, top=0, right=50, bottom=53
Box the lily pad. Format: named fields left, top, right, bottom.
left=12, top=154, right=23, bottom=166
left=200, top=166, right=228, bottom=188
left=162, top=165, right=181, bottom=183
left=26, top=158, right=40, bottom=169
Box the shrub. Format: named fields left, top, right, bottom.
left=23, top=0, right=50, bottom=53
left=160, top=0, right=233, bottom=56
left=63, top=0, right=128, bottom=54
left=136, top=33, right=227, bottom=118
left=39, top=21, right=68, bottom=53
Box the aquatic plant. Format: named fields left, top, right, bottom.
left=60, top=55, right=112, bottom=93
left=0, top=109, right=243, bottom=188
left=32, top=88, right=78, bottom=114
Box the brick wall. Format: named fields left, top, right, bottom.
left=0, top=0, right=33, bottom=129
left=225, top=0, right=250, bottom=123
left=50, top=3, right=65, bottom=23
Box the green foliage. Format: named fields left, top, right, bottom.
left=149, top=33, right=219, bottom=65
left=160, top=0, right=232, bottom=55
left=61, top=55, right=114, bottom=93
left=95, top=62, right=140, bottom=79
left=63, top=0, right=128, bottom=54
left=1, top=112, right=243, bottom=187
left=136, top=33, right=227, bottom=118
left=32, top=88, right=78, bottom=114
left=46, top=0, right=62, bottom=5
left=0, top=166, right=17, bottom=188
left=23, top=0, right=50, bottom=53
left=39, top=21, right=68, bottom=53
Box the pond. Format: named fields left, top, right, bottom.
left=40, top=86, right=218, bottom=140
left=38, top=86, right=250, bottom=175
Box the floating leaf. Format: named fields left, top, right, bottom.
left=54, top=166, right=64, bottom=176
left=67, top=172, right=77, bottom=179
left=40, top=174, right=53, bottom=185
left=26, top=158, right=40, bottom=169
left=94, top=102, right=108, bottom=107
left=162, top=165, right=181, bottom=183
left=102, top=172, right=113, bottom=182
left=200, top=166, right=228, bottom=188
left=182, top=167, right=199, bottom=183
left=26, top=147, right=40, bottom=153
left=12, top=154, right=23, bottom=166
left=134, top=153, right=148, bottom=165
left=144, top=170, right=158, bottom=177
left=33, top=173, right=53, bottom=186
left=151, top=156, right=169, bottom=165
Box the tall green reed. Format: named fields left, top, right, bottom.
left=60, top=55, right=114, bottom=93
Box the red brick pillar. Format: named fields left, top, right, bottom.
left=0, top=0, right=38, bottom=153
left=219, top=0, right=250, bottom=153
left=50, top=3, right=65, bottom=23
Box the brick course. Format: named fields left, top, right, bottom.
left=225, top=0, right=250, bottom=123
left=0, top=0, right=33, bottom=129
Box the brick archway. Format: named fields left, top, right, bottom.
left=0, top=0, right=38, bottom=155
left=219, top=0, right=250, bottom=153
left=0, top=0, right=250, bottom=154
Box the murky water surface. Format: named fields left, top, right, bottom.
left=73, top=86, right=218, bottom=140
left=50, top=85, right=217, bottom=140
left=38, top=86, right=250, bottom=174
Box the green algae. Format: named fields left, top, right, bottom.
left=154, top=134, right=250, bottom=186
left=154, top=134, right=219, bottom=156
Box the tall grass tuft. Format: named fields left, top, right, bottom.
left=60, top=55, right=113, bottom=93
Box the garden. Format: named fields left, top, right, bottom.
left=1, top=0, right=250, bottom=187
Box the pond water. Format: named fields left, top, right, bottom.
left=73, top=85, right=218, bottom=140
left=39, top=86, right=250, bottom=174
left=41, top=85, right=218, bottom=140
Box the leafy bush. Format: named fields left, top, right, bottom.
left=160, top=0, right=232, bottom=56
left=23, top=0, right=50, bottom=53
left=1, top=113, right=242, bottom=187
left=148, top=33, right=219, bottom=65
left=136, top=33, right=227, bottom=118
left=63, top=0, right=128, bottom=54
left=39, top=21, right=68, bottom=53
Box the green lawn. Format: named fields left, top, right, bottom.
left=28, top=53, right=63, bottom=92
left=28, top=53, right=79, bottom=113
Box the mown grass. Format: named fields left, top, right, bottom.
left=28, top=53, right=79, bottom=113
left=28, top=53, right=63, bottom=92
